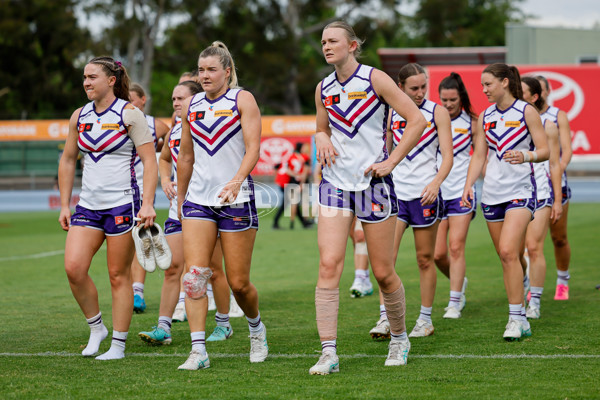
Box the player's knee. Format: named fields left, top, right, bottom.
left=64, top=261, right=87, bottom=284
left=229, top=279, right=251, bottom=297
left=416, top=253, right=434, bottom=270
left=551, top=234, right=569, bottom=248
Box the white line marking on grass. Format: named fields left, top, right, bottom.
left=0, top=249, right=64, bottom=262
left=2, top=352, right=599, bottom=359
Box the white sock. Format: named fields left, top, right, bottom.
left=191, top=331, right=206, bottom=354
left=82, top=312, right=108, bottom=356
left=418, top=306, right=432, bottom=324
left=509, top=303, right=522, bottom=322
left=207, top=283, right=214, bottom=299
left=246, top=312, right=264, bottom=335
left=215, top=312, right=231, bottom=328
left=529, top=287, right=543, bottom=308
left=321, top=340, right=336, bottom=354
left=158, top=316, right=172, bottom=333
left=96, top=330, right=127, bottom=360
left=448, top=291, right=461, bottom=308
left=355, top=269, right=369, bottom=281
left=178, top=292, right=185, bottom=304
left=132, top=282, right=144, bottom=298
left=379, top=304, right=387, bottom=320
left=557, top=270, right=570, bottom=286
left=390, top=331, right=408, bottom=342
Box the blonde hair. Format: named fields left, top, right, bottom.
left=198, top=41, right=238, bottom=88
left=323, top=21, right=364, bottom=58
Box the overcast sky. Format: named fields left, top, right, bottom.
left=519, top=0, right=600, bottom=28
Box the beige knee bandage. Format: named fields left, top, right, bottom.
left=315, top=287, right=339, bottom=341
left=382, top=284, right=406, bottom=335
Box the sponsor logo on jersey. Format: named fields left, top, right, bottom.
left=484, top=121, right=497, bottom=131
left=189, top=111, right=205, bottom=122
left=393, top=120, right=407, bottom=130
left=114, top=216, right=131, bottom=225
left=454, top=128, right=469, bottom=134
left=347, top=91, right=367, bottom=100
left=169, top=139, right=181, bottom=148
left=78, top=123, right=93, bottom=133
left=324, top=94, right=341, bottom=107
left=101, top=123, right=120, bottom=130
left=423, top=208, right=432, bottom=217
left=214, top=109, right=233, bottom=117
left=504, top=121, right=521, bottom=128
left=232, top=217, right=242, bottom=222
left=371, top=203, right=382, bottom=212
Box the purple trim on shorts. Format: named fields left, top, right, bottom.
left=70, top=203, right=138, bottom=236
left=396, top=195, right=441, bottom=227
left=440, top=194, right=477, bottom=220
left=535, top=197, right=554, bottom=211
left=318, top=175, right=398, bottom=223
left=182, top=200, right=258, bottom=232
left=164, top=218, right=182, bottom=235
left=481, top=198, right=536, bottom=222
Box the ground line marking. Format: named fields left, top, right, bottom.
left=0, top=249, right=65, bottom=262
left=1, top=352, right=599, bottom=359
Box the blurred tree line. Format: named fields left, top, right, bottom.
left=0, top=0, right=524, bottom=119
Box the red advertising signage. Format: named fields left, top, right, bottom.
left=252, top=136, right=311, bottom=176
left=426, top=64, right=600, bottom=156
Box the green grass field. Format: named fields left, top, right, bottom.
left=1, top=205, right=599, bottom=399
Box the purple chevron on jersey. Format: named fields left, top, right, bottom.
left=189, top=114, right=242, bottom=157
left=324, top=82, right=383, bottom=139
left=79, top=130, right=131, bottom=163
left=452, top=134, right=472, bottom=157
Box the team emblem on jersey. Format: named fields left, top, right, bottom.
left=504, top=121, right=520, bottom=128
left=169, top=139, right=181, bottom=148
left=215, top=109, right=233, bottom=117
left=484, top=121, right=497, bottom=131
left=189, top=111, right=205, bottom=122
left=324, top=94, right=341, bottom=107
left=78, top=123, right=93, bottom=133
left=347, top=91, right=367, bottom=100
left=101, top=123, right=120, bottom=130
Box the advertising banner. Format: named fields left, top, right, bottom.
left=426, top=64, right=600, bottom=156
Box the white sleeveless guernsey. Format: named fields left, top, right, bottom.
left=133, top=114, right=158, bottom=194
left=481, top=99, right=535, bottom=204
left=186, top=89, right=252, bottom=206
left=438, top=110, right=473, bottom=200
left=167, top=117, right=182, bottom=220
left=533, top=114, right=552, bottom=201
left=391, top=99, right=439, bottom=201
left=320, top=64, right=389, bottom=191
left=77, top=98, right=138, bottom=209
left=541, top=105, right=568, bottom=187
